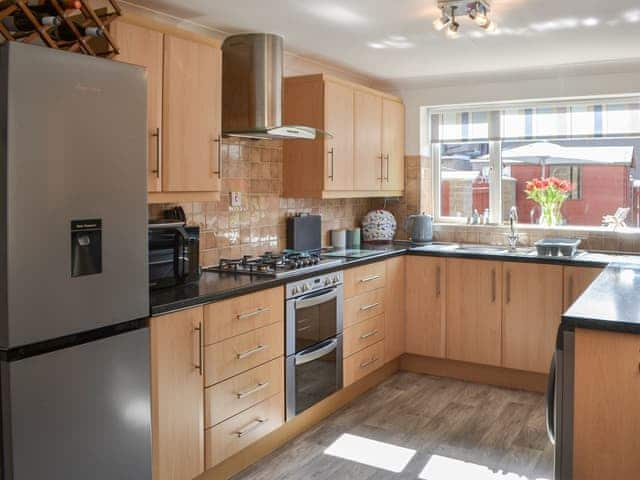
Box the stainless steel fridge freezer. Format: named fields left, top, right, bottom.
left=0, top=42, right=151, bottom=479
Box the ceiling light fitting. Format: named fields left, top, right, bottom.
left=434, top=0, right=497, bottom=36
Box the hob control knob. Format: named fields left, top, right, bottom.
left=291, top=286, right=299, bottom=295
left=301, top=284, right=310, bottom=292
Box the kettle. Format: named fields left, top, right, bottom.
left=406, top=213, right=433, bottom=243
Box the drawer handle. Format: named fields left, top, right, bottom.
left=236, top=382, right=270, bottom=399
left=360, top=302, right=380, bottom=311
left=359, top=275, right=381, bottom=283
left=360, top=356, right=379, bottom=369
left=237, top=307, right=270, bottom=321
left=235, top=417, right=267, bottom=438
left=360, top=330, right=379, bottom=340
left=236, top=344, right=267, bottom=360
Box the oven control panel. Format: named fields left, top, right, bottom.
left=286, top=271, right=343, bottom=299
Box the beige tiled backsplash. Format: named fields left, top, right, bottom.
left=149, top=138, right=377, bottom=267
left=150, top=143, right=640, bottom=267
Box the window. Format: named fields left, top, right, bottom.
left=428, top=99, right=640, bottom=228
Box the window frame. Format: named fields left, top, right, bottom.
left=425, top=95, right=640, bottom=227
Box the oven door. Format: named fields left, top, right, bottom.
left=286, top=335, right=343, bottom=420
left=286, top=285, right=343, bottom=355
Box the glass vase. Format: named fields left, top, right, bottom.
left=539, top=203, right=563, bottom=227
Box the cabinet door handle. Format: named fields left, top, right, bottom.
left=377, top=153, right=384, bottom=181
left=360, top=329, right=379, bottom=340
left=436, top=265, right=441, bottom=297
left=237, top=307, right=269, bottom=321
left=359, top=275, right=381, bottom=283
left=328, top=147, right=335, bottom=181
left=568, top=276, right=574, bottom=305
left=194, top=322, right=203, bottom=376
left=506, top=270, right=511, bottom=304
left=236, top=382, right=270, bottom=399
left=151, top=127, right=161, bottom=178
left=212, top=135, right=222, bottom=178
left=384, top=153, right=390, bottom=182
left=237, top=344, right=267, bottom=360
left=491, top=269, right=496, bottom=303
left=235, top=417, right=267, bottom=438
left=360, top=356, right=379, bottom=369
left=360, top=302, right=380, bottom=311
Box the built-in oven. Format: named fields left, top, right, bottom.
left=285, top=271, right=343, bottom=420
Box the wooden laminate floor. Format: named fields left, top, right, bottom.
left=234, top=372, right=553, bottom=480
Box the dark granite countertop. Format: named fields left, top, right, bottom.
left=562, top=258, right=640, bottom=335
left=150, top=244, right=406, bottom=315
left=150, top=241, right=638, bottom=330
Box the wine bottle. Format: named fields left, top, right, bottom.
left=2, top=1, right=81, bottom=32
left=53, top=23, right=105, bottom=41
left=3, top=12, right=61, bottom=32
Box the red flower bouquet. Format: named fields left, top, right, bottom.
left=525, top=177, right=573, bottom=226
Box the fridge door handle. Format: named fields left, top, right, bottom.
left=546, top=351, right=556, bottom=445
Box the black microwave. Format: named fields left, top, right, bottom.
left=148, top=222, right=200, bottom=290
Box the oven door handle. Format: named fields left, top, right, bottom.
left=295, top=338, right=338, bottom=366
left=295, top=288, right=339, bottom=310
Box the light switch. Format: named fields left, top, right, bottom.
left=230, top=191, right=242, bottom=208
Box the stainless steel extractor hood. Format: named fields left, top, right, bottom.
left=221, top=33, right=321, bottom=140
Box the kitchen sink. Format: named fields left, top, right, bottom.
left=454, top=245, right=510, bottom=254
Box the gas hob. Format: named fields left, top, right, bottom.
left=204, top=251, right=343, bottom=278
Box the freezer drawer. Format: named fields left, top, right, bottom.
left=2, top=328, right=151, bottom=480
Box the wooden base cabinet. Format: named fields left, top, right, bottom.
left=574, top=328, right=640, bottom=480
left=405, top=256, right=445, bottom=358
left=502, top=262, right=563, bottom=373
left=563, top=266, right=604, bottom=310
left=446, top=258, right=502, bottom=366
left=150, top=307, right=205, bottom=480
left=385, top=256, right=406, bottom=361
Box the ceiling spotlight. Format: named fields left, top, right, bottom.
left=483, top=20, right=497, bottom=32
left=433, top=8, right=451, bottom=31
left=434, top=0, right=496, bottom=37
left=446, top=21, right=460, bottom=38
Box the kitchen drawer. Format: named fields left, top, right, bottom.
left=204, top=321, right=283, bottom=386
left=205, top=357, right=284, bottom=428
left=343, top=314, right=385, bottom=358
left=343, top=340, right=385, bottom=387
left=343, top=288, right=385, bottom=328
left=205, top=392, right=284, bottom=468
left=344, top=262, right=386, bottom=298
left=204, top=287, right=284, bottom=345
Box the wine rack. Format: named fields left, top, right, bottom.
left=0, top=0, right=122, bottom=57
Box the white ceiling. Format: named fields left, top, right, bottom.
left=127, top=0, right=640, bottom=84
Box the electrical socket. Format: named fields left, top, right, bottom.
left=230, top=191, right=242, bottom=208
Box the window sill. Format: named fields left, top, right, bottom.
left=433, top=222, right=640, bottom=235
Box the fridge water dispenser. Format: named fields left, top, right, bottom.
left=71, top=219, right=102, bottom=277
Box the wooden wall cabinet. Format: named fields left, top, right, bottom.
left=405, top=256, right=445, bottom=358
left=382, top=98, right=405, bottom=192
left=112, top=19, right=221, bottom=203
left=150, top=307, right=205, bottom=480
left=446, top=258, right=502, bottom=366
left=563, top=266, right=604, bottom=310
left=502, top=262, right=563, bottom=373
left=111, top=21, right=163, bottom=193
left=574, top=328, right=640, bottom=479
left=283, top=74, right=404, bottom=199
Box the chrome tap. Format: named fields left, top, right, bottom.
left=507, top=206, right=519, bottom=250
